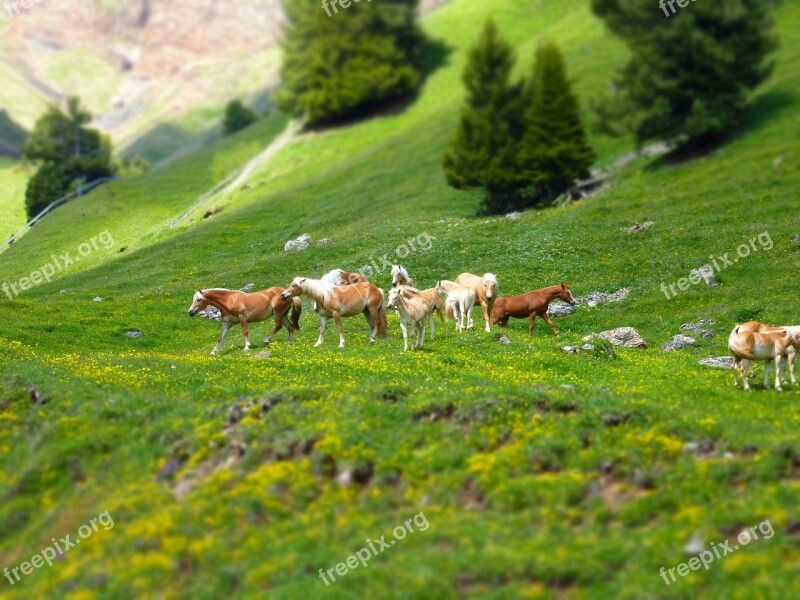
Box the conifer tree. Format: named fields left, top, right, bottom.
left=276, top=0, right=424, bottom=126
left=518, top=41, right=594, bottom=199
left=591, top=0, right=778, bottom=148
left=443, top=19, right=524, bottom=213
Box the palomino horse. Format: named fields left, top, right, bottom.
left=388, top=286, right=435, bottom=351
left=729, top=326, right=799, bottom=392
left=456, top=273, right=498, bottom=332
left=391, top=265, right=446, bottom=339
left=490, top=284, right=576, bottom=337
left=314, top=269, right=370, bottom=313
left=435, top=280, right=476, bottom=332
left=188, top=288, right=302, bottom=355
left=733, top=322, right=799, bottom=385
left=281, top=277, right=387, bottom=347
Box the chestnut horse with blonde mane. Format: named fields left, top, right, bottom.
left=282, top=277, right=387, bottom=347
left=491, top=284, right=576, bottom=337
left=188, top=288, right=302, bottom=355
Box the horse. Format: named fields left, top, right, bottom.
left=188, top=288, right=302, bottom=355
left=388, top=286, right=435, bottom=351
left=435, top=280, right=476, bottom=332
left=314, top=269, right=370, bottom=312
left=490, top=284, right=576, bottom=337
left=729, top=326, right=799, bottom=392
left=281, top=277, right=387, bottom=347
left=391, top=265, right=446, bottom=339
left=734, top=321, right=799, bottom=385
left=456, top=273, right=499, bottom=332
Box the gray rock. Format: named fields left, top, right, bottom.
left=691, top=266, right=717, bottom=287
left=505, top=212, right=522, bottom=221
left=624, top=221, right=654, bottom=234
left=577, top=288, right=631, bottom=305
left=496, top=335, right=512, bottom=345
left=253, top=351, right=272, bottom=360
left=562, top=346, right=579, bottom=354
left=661, top=334, right=698, bottom=352
left=239, top=283, right=255, bottom=292
left=199, top=306, right=221, bottom=321
left=93, top=297, right=103, bottom=302
left=284, top=234, right=312, bottom=252
left=792, top=234, right=800, bottom=243
left=317, top=238, right=332, bottom=246
left=584, top=327, right=648, bottom=349
left=681, top=320, right=715, bottom=339
left=581, top=344, right=595, bottom=351
left=123, top=329, right=143, bottom=339
left=549, top=301, right=575, bottom=317
left=699, top=356, right=735, bottom=370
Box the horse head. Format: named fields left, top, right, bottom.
left=387, top=286, right=401, bottom=308
left=391, top=265, right=410, bottom=288
left=483, top=274, right=498, bottom=302
left=281, top=277, right=307, bottom=301
left=560, top=283, right=577, bottom=306
left=188, top=290, right=209, bottom=317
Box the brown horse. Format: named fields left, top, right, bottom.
left=729, top=326, right=799, bottom=392
left=189, top=288, right=302, bottom=355
left=281, top=277, right=387, bottom=347
left=491, top=284, right=576, bottom=337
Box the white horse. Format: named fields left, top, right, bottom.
left=435, top=280, right=476, bottom=332
left=388, top=286, right=433, bottom=351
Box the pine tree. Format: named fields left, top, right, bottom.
left=443, top=19, right=524, bottom=213
left=591, top=0, right=778, bottom=149
left=23, top=97, right=114, bottom=218
left=518, top=41, right=595, bottom=199
left=275, top=0, right=424, bottom=126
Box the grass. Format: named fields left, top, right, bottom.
left=1, top=0, right=799, bottom=598
left=0, top=157, right=31, bottom=242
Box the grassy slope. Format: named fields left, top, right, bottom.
left=1, top=1, right=799, bottom=598
left=0, top=158, right=30, bottom=241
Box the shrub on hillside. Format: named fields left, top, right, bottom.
left=275, top=0, right=425, bottom=126
left=223, top=100, right=259, bottom=136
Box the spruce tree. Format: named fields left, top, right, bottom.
left=518, top=41, right=594, bottom=199
left=223, top=100, right=258, bottom=135
left=275, top=0, right=424, bottom=126
left=443, top=19, right=524, bottom=213
left=591, top=0, right=777, bottom=148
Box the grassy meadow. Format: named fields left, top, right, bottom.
left=1, top=0, right=799, bottom=598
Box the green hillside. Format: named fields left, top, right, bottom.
left=1, top=1, right=799, bottom=598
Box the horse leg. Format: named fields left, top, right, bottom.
left=265, top=309, right=282, bottom=345
left=763, top=360, right=771, bottom=389
left=529, top=314, right=536, bottom=337
left=333, top=313, right=345, bottom=348
left=790, top=349, right=797, bottom=385
left=542, top=313, right=560, bottom=337
left=742, top=360, right=751, bottom=391
left=481, top=300, right=491, bottom=333
left=732, top=358, right=741, bottom=387
left=211, top=322, right=233, bottom=355
left=774, top=356, right=783, bottom=392
left=400, top=320, right=409, bottom=351
left=429, top=314, right=435, bottom=341
left=418, top=321, right=427, bottom=349
left=315, top=316, right=328, bottom=347
left=239, top=317, right=251, bottom=351
left=364, top=308, right=378, bottom=344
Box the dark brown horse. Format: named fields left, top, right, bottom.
left=490, top=284, right=576, bottom=337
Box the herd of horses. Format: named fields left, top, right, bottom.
left=188, top=266, right=575, bottom=353
left=186, top=266, right=798, bottom=393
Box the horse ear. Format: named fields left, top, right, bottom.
left=561, top=283, right=566, bottom=289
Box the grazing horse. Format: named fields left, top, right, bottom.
left=391, top=265, right=446, bottom=339
left=456, top=273, right=499, bottom=332
left=734, top=322, right=799, bottom=385
left=188, top=288, right=302, bottom=355
left=435, top=280, right=476, bottom=332
left=491, top=284, right=576, bottom=337
left=729, top=326, right=799, bottom=392
left=281, top=277, right=387, bottom=347
left=388, top=286, right=435, bottom=351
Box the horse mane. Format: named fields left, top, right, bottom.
left=301, top=278, right=334, bottom=303
left=483, top=273, right=498, bottom=284
left=321, top=269, right=345, bottom=285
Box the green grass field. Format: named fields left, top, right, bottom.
left=0, top=158, right=30, bottom=242
left=1, top=1, right=799, bottom=598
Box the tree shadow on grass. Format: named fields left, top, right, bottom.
left=643, top=89, right=797, bottom=170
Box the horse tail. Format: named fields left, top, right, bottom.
left=291, top=297, right=302, bottom=330
left=377, top=295, right=389, bottom=339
